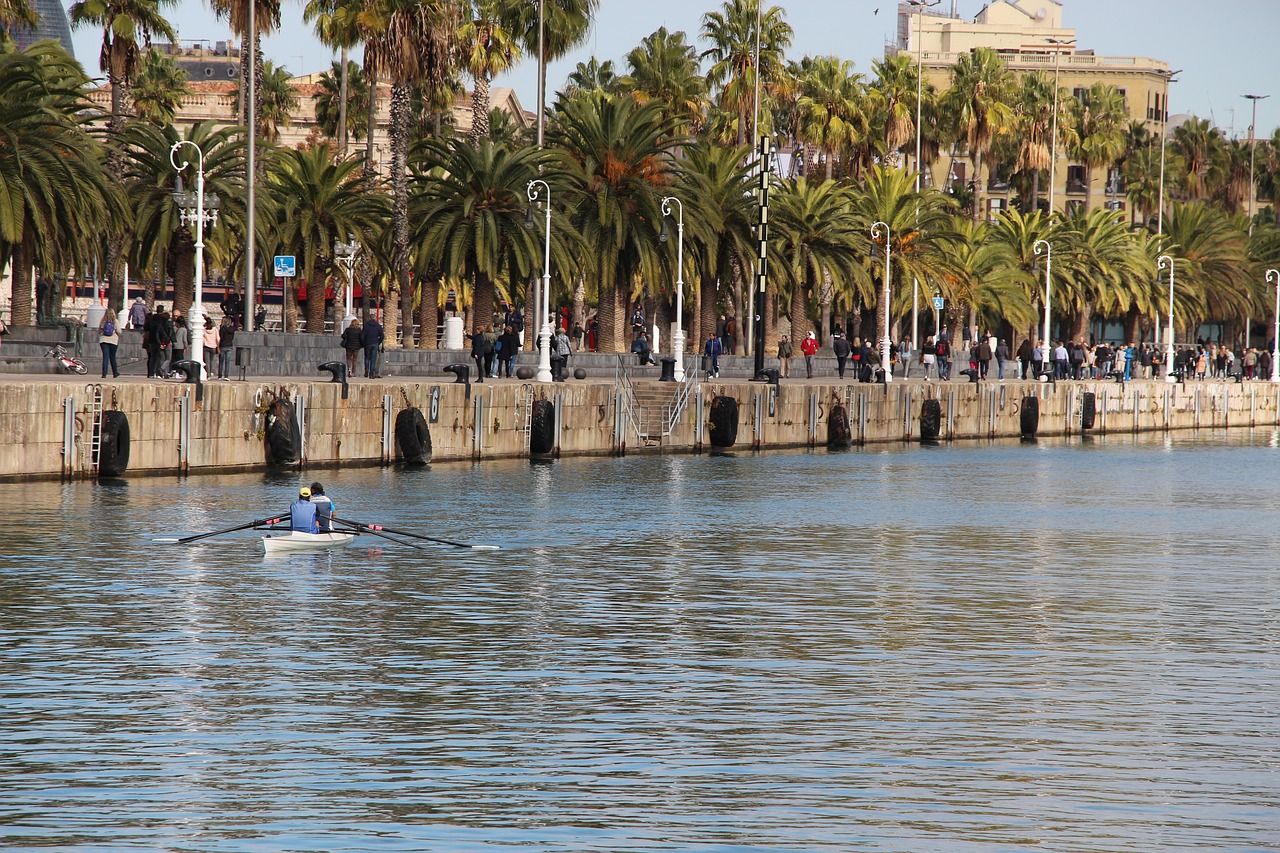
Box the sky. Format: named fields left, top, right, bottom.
left=69, top=0, right=1280, bottom=138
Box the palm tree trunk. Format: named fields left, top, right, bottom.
left=471, top=269, right=494, bottom=337
left=470, top=73, right=490, bottom=143
left=1123, top=304, right=1141, bottom=345
left=1030, top=168, right=1041, bottom=214
left=572, top=279, right=585, bottom=341
left=417, top=265, right=440, bottom=348
left=173, top=241, right=195, bottom=316
left=790, top=271, right=813, bottom=344
left=699, top=271, right=717, bottom=358
left=11, top=220, right=35, bottom=325
left=825, top=147, right=833, bottom=181
left=597, top=270, right=619, bottom=353
left=972, top=149, right=984, bottom=222
left=338, top=46, right=349, bottom=155
left=386, top=82, right=412, bottom=345
left=364, top=69, right=379, bottom=176
left=306, top=264, right=327, bottom=334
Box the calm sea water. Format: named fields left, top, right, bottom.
left=3, top=432, right=1280, bottom=852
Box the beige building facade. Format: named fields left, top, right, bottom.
left=891, top=0, right=1172, bottom=217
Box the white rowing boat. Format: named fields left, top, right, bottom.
left=261, top=531, right=355, bottom=553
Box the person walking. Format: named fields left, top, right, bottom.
left=897, top=337, right=913, bottom=379
left=202, top=316, right=219, bottom=379
left=977, top=336, right=993, bottom=379
left=995, top=338, right=1010, bottom=381
left=498, top=325, right=520, bottom=377
left=128, top=296, right=147, bottom=330
left=801, top=331, right=818, bottom=378
left=832, top=332, right=851, bottom=378
left=554, top=325, right=572, bottom=377
left=777, top=334, right=792, bottom=378
left=467, top=327, right=487, bottom=383
left=217, top=317, right=235, bottom=380
left=1016, top=338, right=1033, bottom=380
left=341, top=318, right=363, bottom=377
left=98, top=308, right=120, bottom=378
left=170, top=310, right=187, bottom=376
left=704, top=333, right=723, bottom=378
left=935, top=335, right=951, bottom=380
left=921, top=336, right=936, bottom=380
left=482, top=324, right=497, bottom=378
left=362, top=315, right=384, bottom=378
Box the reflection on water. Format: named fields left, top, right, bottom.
left=3, top=431, right=1280, bottom=851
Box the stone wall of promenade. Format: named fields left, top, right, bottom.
left=2, top=374, right=1277, bottom=482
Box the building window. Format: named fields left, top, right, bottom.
left=1066, top=165, right=1087, bottom=195
left=1073, top=87, right=1087, bottom=103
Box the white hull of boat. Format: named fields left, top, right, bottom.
left=262, top=531, right=355, bottom=553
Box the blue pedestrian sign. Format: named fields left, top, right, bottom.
left=932, top=296, right=945, bottom=311
left=274, top=255, right=296, bottom=277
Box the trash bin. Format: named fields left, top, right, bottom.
left=235, top=346, right=251, bottom=380
left=659, top=356, right=677, bottom=382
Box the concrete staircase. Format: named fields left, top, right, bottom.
left=629, top=380, right=682, bottom=441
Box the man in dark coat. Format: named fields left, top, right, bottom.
left=361, top=316, right=384, bottom=378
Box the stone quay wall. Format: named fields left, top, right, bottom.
left=2, top=375, right=1277, bottom=482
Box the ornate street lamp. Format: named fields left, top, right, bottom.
left=659, top=196, right=686, bottom=381
left=526, top=179, right=553, bottom=383
left=871, top=221, right=893, bottom=383
left=170, top=140, right=220, bottom=378
left=1033, top=239, right=1052, bottom=377
left=1267, top=269, right=1280, bottom=383
left=1158, top=254, right=1176, bottom=382
left=334, top=237, right=361, bottom=331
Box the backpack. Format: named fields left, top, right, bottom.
left=102, top=320, right=115, bottom=336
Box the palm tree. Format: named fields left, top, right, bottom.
left=303, top=0, right=362, bottom=153
left=0, top=0, right=39, bottom=44
left=1170, top=117, right=1225, bottom=202
left=267, top=146, right=384, bottom=333
left=619, top=27, right=707, bottom=138
left=411, top=138, right=573, bottom=338
left=1162, top=201, right=1255, bottom=335
left=361, top=0, right=459, bottom=346
left=509, top=0, right=597, bottom=135
left=941, top=47, right=1014, bottom=222
left=869, top=52, right=925, bottom=167
left=551, top=92, right=677, bottom=352
left=123, top=120, right=245, bottom=319
left=985, top=207, right=1065, bottom=343
left=68, top=0, right=177, bottom=310
left=945, top=217, right=1035, bottom=340
left=846, top=164, right=961, bottom=341
left=234, top=60, right=298, bottom=142
left=1010, top=70, right=1056, bottom=213
left=563, top=57, right=616, bottom=96
left=1122, top=143, right=1162, bottom=230
left=1057, top=205, right=1154, bottom=340
left=1066, top=82, right=1128, bottom=213
left=208, top=0, right=283, bottom=135
left=130, top=47, right=189, bottom=125
left=672, top=141, right=757, bottom=347
left=794, top=55, right=867, bottom=181
left=771, top=178, right=865, bottom=343
left=315, top=59, right=369, bottom=143
left=459, top=0, right=520, bottom=143
left=0, top=44, right=115, bottom=324
left=700, top=0, right=792, bottom=146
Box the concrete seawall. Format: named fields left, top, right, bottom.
left=3, top=375, right=1277, bottom=482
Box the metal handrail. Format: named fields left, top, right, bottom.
left=613, top=355, right=646, bottom=442
left=661, top=356, right=701, bottom=436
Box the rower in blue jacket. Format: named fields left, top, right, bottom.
left=290, top=486, right=319, bottom=533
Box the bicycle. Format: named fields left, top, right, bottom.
left=45, top=344, right=87, bottom=375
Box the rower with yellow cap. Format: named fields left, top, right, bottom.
left=289, top=486, right=319, bottom=533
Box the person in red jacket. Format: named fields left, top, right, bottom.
left=800, top=331, right=819, bottom=378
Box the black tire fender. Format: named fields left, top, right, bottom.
left=265, top=398, right=301, bottom=466
left=530, top=399, right=555, bottom=455
left=709, top=395, right=738, bottom=448
left=98, top=410, right=131, bottom=477
left=827, top=403, right=852, bottom=448
left=1020, top=395, right=1040, bottom=437
left=919, top=398, right=941, bottom=442
left=395, top=406, right=432, bottom=464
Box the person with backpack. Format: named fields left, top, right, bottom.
left=935, top=335, right=951, bottom=380
left=832, top=332, right=851, bottom=378
left=704, top=333, right=723, bottom=378
left=98, top=308, right=120, bottom=378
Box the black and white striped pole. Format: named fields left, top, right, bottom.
left=753, top=135, right=772, bottom=380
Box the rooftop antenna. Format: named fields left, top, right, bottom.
left=951, top=0, right=957, bottom=15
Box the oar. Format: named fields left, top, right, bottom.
left=155, top=514, right=287, bottom=545
left=336, top=518, right=500, bottom=550
left=335, top=519, right=430, bottom=551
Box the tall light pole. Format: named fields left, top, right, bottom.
left=1044, top=37, right=1074, bottom=216
left=527, top=179, right=553, bottom=383
left=660, top=196, right=686, bottom=381
left=535, top=0, right=545, bottom=148
left=1268, top=269, right=1280, bottom=383
left=334, top=237, right=360, bottom=331
left=246, top=9, right=256, bottom=331
left=170, top=140, right=220, bottom=379
left=1156, top=70, right=1181, bottom=241
left=872, top=221, right=893, bottom=383
left=1033, top=239, right=1051, bottom=376
left=1158, top=254, right=1176, bottom=382
left=908, top=0, right=939, bottom=356
left=1244, top=94, right=1269, bottom=350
